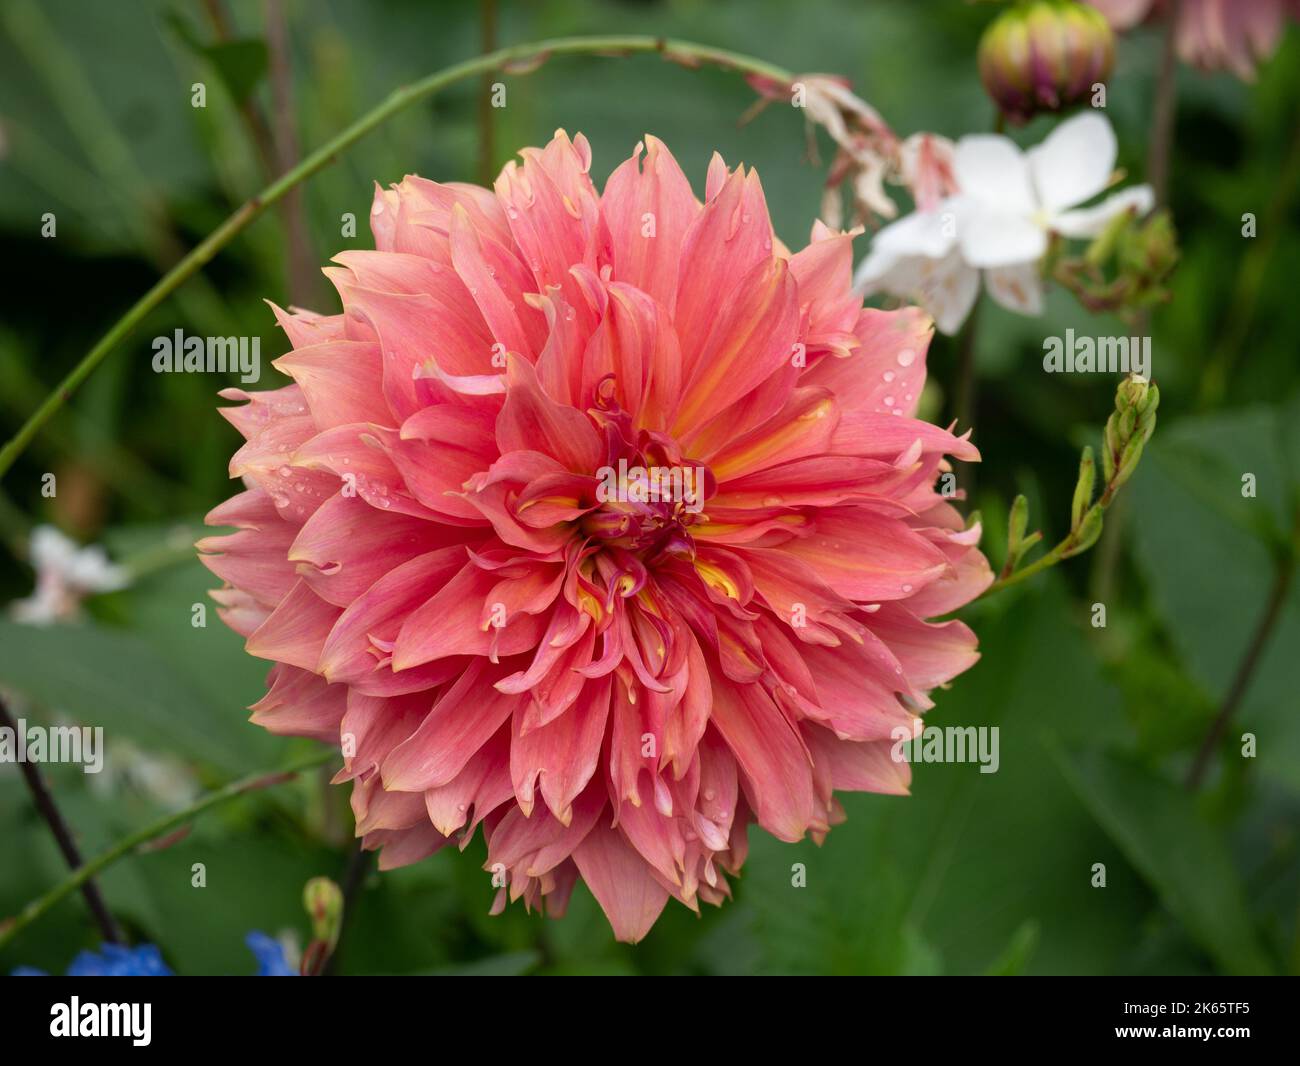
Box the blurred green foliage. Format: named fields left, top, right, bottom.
left=0, top=0, right=1297, bottom=975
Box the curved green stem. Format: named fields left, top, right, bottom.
left=0, top=746, right=336, bottom=951
left=0, top=35, right=792, bottom=482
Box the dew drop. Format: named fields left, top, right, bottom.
left=883, top=370, right=896, bottom=383
left=897, top=349, right=915, bottom=367
left=507, top=207, right=519, bottom=219
left=901, top=583, right=913, bottom=593
left=741, top=213, right=751, bottom=224
left=278, top=465, right=292, bottom=478
left=883, top=395, right=895, bottom=407
left=703, top=789, right=716, bottom=802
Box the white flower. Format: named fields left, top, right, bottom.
left=855, top=112, right=1155, bottom=334
left=10, top=525, right=128, bottom=625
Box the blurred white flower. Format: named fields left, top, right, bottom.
left=10, top=525, right=128, bottom=625
left=855, top=112, right=1155, bottom=334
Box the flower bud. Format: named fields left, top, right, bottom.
left=978, top=0, right=1114, bottom=125
left=303, top=876, right=343, bottom=949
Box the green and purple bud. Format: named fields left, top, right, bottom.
left=978, top=0, right=1115, bottom=126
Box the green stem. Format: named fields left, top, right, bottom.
left=0, top=35, right=792, bottom=482
left=0, top=746, right=336, bottom=950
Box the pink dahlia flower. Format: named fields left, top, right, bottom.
left=199, top=132, right=991, bottom=942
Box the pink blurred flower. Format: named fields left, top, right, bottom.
left=200, top=133, right=990, bottom=942
left=1090, top=0, right=1299, bottom=79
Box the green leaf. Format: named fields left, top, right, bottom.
left=164, top=12, right=267, bottom=103
left=983, top=920, right=1040, bottom=975
left=1052, top=745, right=1274, bottom=975
left=1130, top=408, right=1300, bottom=791
left=0, top=617, right=252, bottom=775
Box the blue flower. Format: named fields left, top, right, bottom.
left=12, top=933, right=298, bottom=976
left=245, top=931, right=297, bottom=976
left=12, top=943, right=173, bottom=977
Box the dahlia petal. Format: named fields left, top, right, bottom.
left=363, top=823, right=452, bottom=871
left=708, top=677, right=815, bottom=843
left=487, top=783, right=605, bottom=878
left=272, top=340, right=392, bottom=430
left=673, top=256, right=800, bottom=436
left=391, top=560, right=548, bottom=671
left=288, top=493, right=463, bottom=606
left=334, top=284, right=494, bottom=421
left=709, top=388, right=839, bottom=481
left=245, top=580, right=341, bottom=670
left=831, top=411, right=980, bottom=461
left=602, top=135, right=699, bottom=309
left=867, top=603, right=981, bottom=692
left=805, top=723, right=911, bottom=796
left=248, top=664, right=346, bottom=742
left=510, top=675, right=611, bottom=822
left=675, top=164, right=776, bottom=379
left=424, top=724, right=514, bottom=838
left=318, top=546, right=468, bottom=683
left=381, top=660, right=520, bottom=791
left=802, top=306, right=933, bottom=419
left=448, top=203, right=547, bottom=359
left=571, top=820, right=670, bottom=944
left=496, top=355, right=603, bottom=473
left=765, top=509, right=948, bottom=602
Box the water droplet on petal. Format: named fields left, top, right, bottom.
left=883, top=370, right=896, bottom=383
left=901, top=583, right=913, bottom=593
left=883, top=395, right=895, bottom=407
left=278, top=465, right=292, bottom=478
left=897, top=349, right=915, bottom=367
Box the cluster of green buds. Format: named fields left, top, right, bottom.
left=991, top=374, right=1159, bottom=592
left=1103, top=374, right=1160, bottom=498
left=978, top=0, right=1115, bottom=125
left=1054, top=209, right=1180, bottom=319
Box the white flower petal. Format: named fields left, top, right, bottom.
left=1028, top=112, right=1117, bottom=214
left=953, top=134, right=1036, bottom=213
left=854, top=209, right=958, bottom=288
left=867, top=250, right=979, bottom=336
left=926, top=259, right=981, bottom=336
left=984, top=263, right=1044, bottom=317
left=958, top=210, right=1048, bottom=268
left=1052, top=184, right=1155, bottom=238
